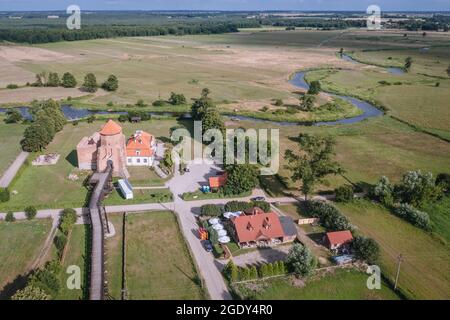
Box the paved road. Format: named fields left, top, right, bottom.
left=0, top=151, right=29, bottom=188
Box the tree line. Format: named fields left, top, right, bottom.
left=0, top=22, right=240, bottom=44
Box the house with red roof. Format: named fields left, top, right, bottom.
left=230, top=207, right=297, bottom=248
left=126, top=130, right=156, bottom=166
left=324, top=230, right=353, bottom=251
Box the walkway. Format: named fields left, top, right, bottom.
left=0, top=151, right=29, bottom=188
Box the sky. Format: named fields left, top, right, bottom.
left=0, top=0, right=449, bottom=12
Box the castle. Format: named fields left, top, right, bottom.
left=76, top=119, right=156, bottom=177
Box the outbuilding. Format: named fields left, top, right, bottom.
left=117, top=179, right=134, bottom=200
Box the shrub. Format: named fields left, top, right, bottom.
left=0, top=188, right=11, bottom=202
left=83, top=73, right=97, bottom=93
left=11, top=285, right=51, bottom=300
left=54, top=233, right=68, bottom=258
left=7, top=84, right=18, bottom=89
left=223, top=164, right=259, bottom=196
left=352, top=236, right=380, bottom=264
left=87, top=115, right=96, bottom=123
left=72, top=120, right=79, bottom=126
left=394, top=203, right=431, bottom=230
left=306, top=200, right=353, bottom=231
left=274, top=99, right=283, bottom=106
left=286, top=243, right=317, bottom=277
left=207, top=227, right=219, bottom=245
left=436, top=173, right=450, bottom=193
left=46, top=72, right=60, bottom=87
left=223, top=260, right=238, bottom=282
left=102, top=75, right=119, bottom=92
left=250, top=200, right=270, bottom=212
left=118, top=114, right=128, bottom=123
left=61, top=72, right=77, bottom=88
left=25, top=206, right=37, bottom=220
left=250, top=266, right=258, bottom=279
left=5, top=211, right=15, bottom=222
left=224, top=201, right=253, bottom=213
left=5, top=109, right=23, bottom=124
left=135, top=99, right=146, bottom=107
left=168, top=92, right=186, bottom=105
left=29, top=263, right=61, bottom=297
left=152, top=100, right=165, bottom=107
left=200, top=204, right=222, bottom=217
left=59, top=208, right=77, bottom=235
left=396, top=170, right=441, bottom=207
left=260, top=106, right=269, bottom=112
left=307, top=81, right=321, bottom=95
left=335, top=185, right=354, bottom=203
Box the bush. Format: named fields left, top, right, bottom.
left=6, top=83, right=19, bottom=89
left=335, top=185, right=354, bottom=203
left=5, top=211, right=15, bottom=222
left=59, top=208, right=77, bottom=235
left=11, top=285, right=51, bottom=300
left=373, top=176, right=394, bottom=207
left=224, top=201, right=253, bottom=213
left=394, top=203, right=431, bottom=230
left=260, top=106, right=269, bottom=112
left=307, top=81, right=321, bottom=95
left=5, top=109, right=23, bottom=124
left=29, top=263, right=61, bottom=297
left=200, top=204, right=222, bottom=217
left=152, top=100, right=165, bottom=107
left=102, top=75, right=119, bottom=92
left=286, top=243, right=317, bottom=277
left=61, top=72, right=77, bottom=88
left=25, top=206, right=37, bottom=220
left=118, top=114, right=128, bottom=123
left=352, top=236, right=380, bottom=264
left=0, top=188, right=10, bottom=202
left=87, top=115, right=96, bottom=123
left=83, top=73, right=97, bottom=93
left=135, top=99, right=146, bottom=107
left=274, top=99, right=283, bottom=106
left=436, top=173, right=450, bottom=193
left=396, top=170, right=441, bottom=207
left=223, top=260, right=238, bottom=282
left=168, top=92, right=187, bottom=105
left=306, top=200, right=353, bottom=231
left=250, top=200, right=270, bottom=212
left=54, top=233, right=68, bottom=258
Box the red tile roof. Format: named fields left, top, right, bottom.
left=232, top=208, right=285, bottom=243
left=325, top=231, right=353, bottom=246
left=209, top=173, right=228, bottom=189
left=126, top=130, right=154, bottom=157
left=99, top=119, right=122, bottom=136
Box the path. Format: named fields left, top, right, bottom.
left=0, top=151, right=29, bottom=188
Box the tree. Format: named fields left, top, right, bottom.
left=168, top=92, right=186, bottom=105
left=5, top=109, right=23, bottom=123
left=0, top=188, right=10, bottom=203
left=436, top=173, right=450, bottom=194
left=266, top=263, right=274, bottom=277
left=373, top=176, right=394, bottom=207
left=274, top=99, right=283, bottom=106
left=335, top=185, right=354, bottom=203
left=307, top=200, right=353, bottom=231
left=396, top=170, right=441, bottom=207
left=394, top=204, right=431, bottom=230
left=5, top=211, right=15, bottom=222
left=33, top=72, right=46, bottom=87
left=191, top=96, right=215, bottom=120
left=285, top=134, right=343, bottom=200
left=404, top=57, right=413, bottom=72
left=61, top=72, right=77, bottom=88
left=259, top=264, right=269, bottom=278
left=135, top=99, right=146, bottom=107
left=29, top=264, right=61, bottom=297
left=352, top=236, right=380, bottom=264
left=223, top=164, right=259, bottom=195
left=202, top=107, right=225, bottom=135
left=447, top=66, right=450, bottom=77
left=59, top=208, right=77, bottom=235
left=299, top=94, right=316, bottom=111
left=11, top=285, right=51, bottom=300
left=223, top=260, right=238, bottom=282
left=21, top=124, right=52, bottom=152
left=87, top=115, right=96, bottom=123
left=83, top=73, right=98, bottom=92
left=46, top=72, right=60, bottom=87
left=102, top=74, right=119, bottom=92
left=286, top=243, right=317, bottom=277
left=25, top=206, right=37, bottom=220
left=118, top=114, right=128, bottom=123
left=201, top=87, right=210, bottom=99
left=308, top=81, right=321, bottom=95
left=54, top=233, right=67, bottom=258
left=250, top=266, right=258, bottom=279
left=207, top=227, right=219, bottom=245
left=339, top=47, right=344, bottom=57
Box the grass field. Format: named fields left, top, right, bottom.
left=0, top=116, right=27, bottom=176
left=0, top=119, right=182, bottom=212
left=0, top=219, right=52, bottom=293
left=105, top=214, right=125, bottom=300
left=125, top=211, right=204, bottom=300
left=336, top=200, right=450, bottom=300
left=103, top=187, right=172, bottom=206
left=56, top=225, right=89, bottom=300
left=235, top=269, right=400, bottom=300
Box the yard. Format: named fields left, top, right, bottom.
left=336, top=200, right=450, bottom=300
left=104, top=214, right=125, bottom=300
left=55, top=224, right=89, bottom=300
left=0, top=119, right=183, bottom=212
left=235, top=268, right=400, bottom=300
left=0, top=219, right=52, bottom=295
left=124, top=211, right=205, bottom=300
left=103, top=187, right=172, bottom=206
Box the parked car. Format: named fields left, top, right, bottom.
left=202, top=240, right=213, bottom=253
left=251, top=196, right=266, bottom=202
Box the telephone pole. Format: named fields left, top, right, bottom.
left=394, top=254, right=404, bottom=290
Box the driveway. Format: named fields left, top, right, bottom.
left=231, top=245, right=293, bottom=268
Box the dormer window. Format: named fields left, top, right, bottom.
left=246, top=222, right=254, bottom=231
left=136, top=150, right=141, bottom=156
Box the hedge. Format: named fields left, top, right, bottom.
left=306, top=200, right=353, bottom=231
left=394, top=203, right=431, bottom=230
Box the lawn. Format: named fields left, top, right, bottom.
left=125, top=211, right=204, bottom=300
left=104, top=213, right=124, bottom=300
left=236, top=269, right=400, bottom=300
left=336, top=200, right=450, bottom=300
left=0, top=219, right=52, bottom=293
left=55, top=224, right=89, bottom=300
left=127, top=167, right=167, bottom=187
left=0, top=119, right=183, bottom=212
left=103, top=187, right=172, bottom=206
left=0, top=117, right=27, bottom=176
left=421, top=196, right=450, bottom=244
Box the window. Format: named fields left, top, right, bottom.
left=136, top=150, right=141, bottom=156
left=127, top=158, right=131, bottom=163
left=143, top=158, right=148, bottom=163
left=137, top=159, right=140, bottom=163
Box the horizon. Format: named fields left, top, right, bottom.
left=0, top=0, right=449, bottom=12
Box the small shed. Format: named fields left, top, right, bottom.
left=324, top=230, right=353, bottom=251
left=118, top=179, right=133, bottom=200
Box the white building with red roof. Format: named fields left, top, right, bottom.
left=126, top=130, right=156, bottom=167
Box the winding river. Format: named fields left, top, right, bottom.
left=1, top=71, right=384, bottom=127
